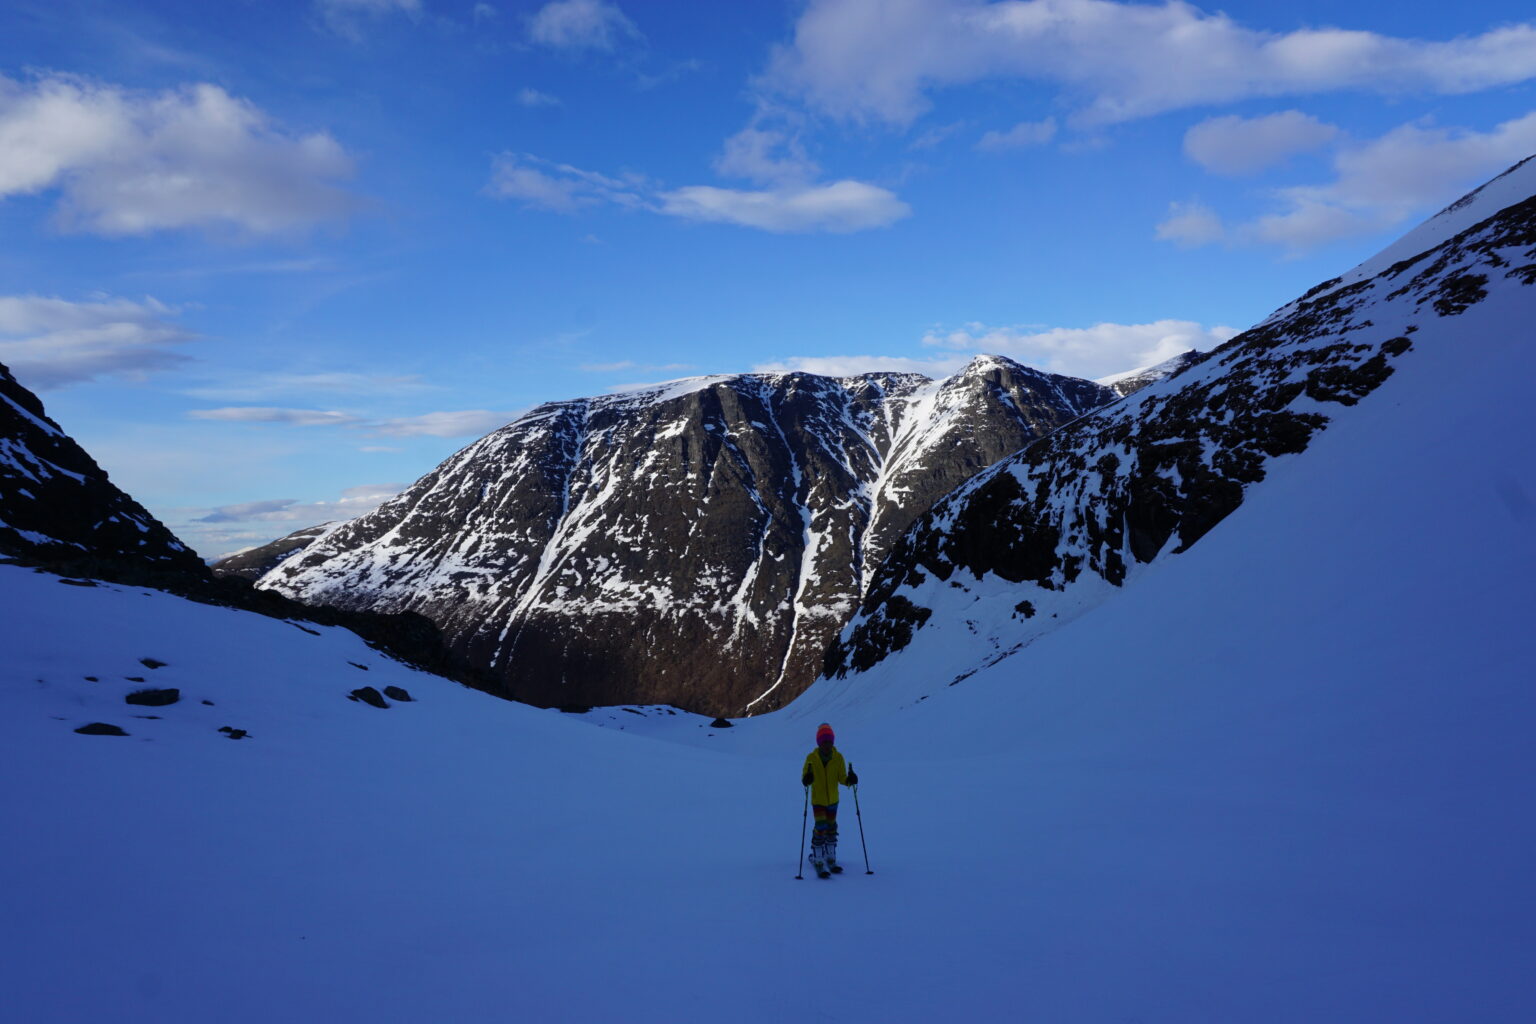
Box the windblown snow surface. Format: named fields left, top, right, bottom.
left=5, top=179, right=1535, bottom=1020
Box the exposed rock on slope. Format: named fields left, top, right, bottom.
left=256, top=357, right=1115, bottom=714
left=0, top=360, right=205, bottom=583
left=824, top=158, right=1536, bottom=685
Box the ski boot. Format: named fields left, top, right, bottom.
left=809, top=837, right=831, bottom=878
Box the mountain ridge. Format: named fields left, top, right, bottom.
left=250, top=354, right=1117, bottom=714
left=821, top=156, right=1536, bottom=699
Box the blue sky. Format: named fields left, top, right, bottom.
left=3, top=0, right=1535, bottom=557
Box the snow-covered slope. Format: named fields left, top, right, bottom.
left=5, top=257, right=1533, bottom=1022
left=1282, top=153, right=1536, bottom=309
left=6, top=161, right=1536, bottom=1022
left=825, top=159, right=1536, bottom=695
left=1094, top=348, right=1202, bottom=396
left=254, top=356, right=1113, bottom=715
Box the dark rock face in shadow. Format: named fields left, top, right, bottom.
left=257, top=359, right=1117, bottom=715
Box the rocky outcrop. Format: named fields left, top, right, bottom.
left=825, top=160, right=1536, bottom=683
left=0, top=361, right=205, bottom=584
left=256, top=357, right=1116, bottom=715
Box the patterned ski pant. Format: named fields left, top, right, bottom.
left=811, top=803, right=839, bottom=858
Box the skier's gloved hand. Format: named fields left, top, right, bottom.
left=802, top=771, right=813, bottom=786
left=846, top=770, right=859, bottom=786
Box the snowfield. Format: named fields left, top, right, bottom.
left=4, top=166, right=1535, bottom=1021
left=4, top=266, right=1534, bottom=1020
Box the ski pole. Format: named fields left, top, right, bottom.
left=851, top=764, right=873, bottom=875
left=795, top=784, right=809, bottom=880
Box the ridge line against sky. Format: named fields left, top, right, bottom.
left=1, top=0, right=1533, bottom=557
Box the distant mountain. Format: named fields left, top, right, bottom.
left=0, top=360, right=205, bottom=584
left=214, top=524, right=336, bottom=581
left=253, top=356, right=1116, bottom=714
left=823, top=156, right=1536, bottom=689
left=1096, top=350, right=1203, bottom=397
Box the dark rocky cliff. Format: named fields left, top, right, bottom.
left=256, top=357, right=1115, bottom=714
left=0, top=360, right=206, bottom=585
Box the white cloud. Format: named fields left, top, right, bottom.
left=369, top=409, right=522, bottom=437
left=1156, top=200, right=1227, bottom=247
left=753, top=354, right=968, bottom=377
left=976, top=117, right=1056, bottom=151
left=714, top=123, right=820, bottom=185
left=517, top=88, right=562, bottom=108
left=766, top=0, right=1536, bottom=126
left=0, top=74, right=356, bottom=236
left=188, top=407, right=364, bottom=427
left=0, top=294, right=196, bottom=390
left=1184, top=111, right=1340, bottom=175
left=527, top=0, right=641, bottom=51
left=922, top=319, right=1238, bottom=380
left=485, top=152, right=644, bottom=213
left=657, top=181, right=911, bottom=233
left=486, top=152, right=910, bottom=234
left=1173, top=111, right=1536, bottom=252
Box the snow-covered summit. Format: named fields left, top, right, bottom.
left=1095, top=349, right=1203, bottom=397
left=1271, top=153, right=1536, bottom=314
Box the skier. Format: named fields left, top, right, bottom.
left=801, top=722, right=858, bottom=878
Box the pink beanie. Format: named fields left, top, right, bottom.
left=816, top=723, right=834, bottom=746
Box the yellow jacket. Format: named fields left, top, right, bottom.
left=802, top=747, right=848, bottom=806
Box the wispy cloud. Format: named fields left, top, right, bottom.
left=188, top=407, right=364, bottom=427
left=527, top=0, right=642, bottom=52
left=182, top=371, right=434, bottom=402
left=486, top=152, right=910, bottom=233
left=976, top=117, right=1057, bottom=152
left=315, top=0, right=421, bottom=39
left=0, top=73, right=357, bottom=236
left=485, top=153, right=646, bottom=213
left=369, top=409, right=522, bottom=437
left=0, top=293, right=196, bottom=390
left=185, top=405, right=524, bottom=438
left=516, top=87, right=562, bottom=108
